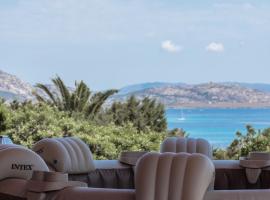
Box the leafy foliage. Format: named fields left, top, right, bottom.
left=0, top=101, right=7, bottom=133
left=34, top=76, right=118, bottom=118
left=0, top=77, right=169, bottom=159
left=3, top=102, right=165, bottom=159
left=5, top=76, right=270, bottom=161
left=3, top=95, right=270, bottom=160
left=106, top=96, right=167, bottom=133
left=213, top=125, right=270, bottom=159
left=167, top=128, right=188, bottom=137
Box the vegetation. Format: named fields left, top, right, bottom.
left=0, top=101, right=7, bottom=133
left=34, top=76, right=118, bottom=119
left=213, top=125, right=270, bottom=160
left=0, top=77, right=168, bottom=159
left=106, top=96, right=167, bottom=133
left=3, top=93, right=270, bottom=160
left=2, top=76, right=270, bottom=160
left=1, top=101, right=165, bottom=159
left=167, top=128, right=188, bottom=137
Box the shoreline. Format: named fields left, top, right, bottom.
left=166, top=103, right=270, bottom=109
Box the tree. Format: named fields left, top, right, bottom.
left=167, top=128, right=188, bottom=137
left=226, top=125, right=270, bottom=159
left=213, top=125, right=270, bottom=160
left=107, top=96, right=167, bottom=132
left=10, top=100, right=20, bottom=110
left=85, top=90, right=118, bottom=118
left=34, top=76, right=118, bottom=118
left=0, top=104, right=7, bottom=133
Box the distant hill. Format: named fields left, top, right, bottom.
left=119, top=82, right=270, bottom=95
left=0, top=70, right=75, bottom=102
left=1, top=69, right=270, bottom=108
left=0, top=70, right=34, bottom=101
left=112, top=82, right=270, bottom=108
left=119, top=82, right=186, bottom=95
left=234, top=83, right=270, bottom=93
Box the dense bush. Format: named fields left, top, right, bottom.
left=2, top=102, right=165, bottom=159
left=213, top=125, right=270, bottom=160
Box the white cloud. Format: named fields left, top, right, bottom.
left=0, top=0, right=268, bottom=45
left=206, top=42, right=224, bottom=53
left=161, top=40, right=182, bottom=53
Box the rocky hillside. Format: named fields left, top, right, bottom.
left=112, top=83, right=270, bottom=108
left=1, top=69, right=270, bottom=108
left=0, top=70, right=34, bottom=101
left=0, top=70, right=71, bottom=101
left=118, top=82, right=186, bottom=95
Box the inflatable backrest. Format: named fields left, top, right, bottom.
left=135, top=152, right=214, bottom=200
left=160, top=137, right=213, bottom=159
left=0, top=144, right=49, bottom=180
left=32, top=137, right=95, bottom=174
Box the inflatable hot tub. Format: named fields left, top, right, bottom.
left=2, top=137, right=270, bottom=200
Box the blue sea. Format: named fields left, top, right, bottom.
left=166, top=108, right=270, bottom=148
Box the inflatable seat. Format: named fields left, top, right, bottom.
left=33, top=137, right=134, bottom=189
left=49, top=152, right=214, bottom=200
left=32, top=137, right=95, bottom=174
left=160, top=137, right=213, bottom=159
left=0, top=144, right=49, bottom=200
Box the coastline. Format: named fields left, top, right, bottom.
left=167, top=103, right=270, bottom=109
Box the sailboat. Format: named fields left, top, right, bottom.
left=177, top=109, right=185, bottom=121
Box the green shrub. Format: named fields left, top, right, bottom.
left=213, top=125, right=270, bottom=160
left=4, top=102, right=165, bottom=159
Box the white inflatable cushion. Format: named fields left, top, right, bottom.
left=160, top=137, right=213, bottom=159
left=135, top=152, right=215, bottom=200
left=0, top=144, right=49, bottom=180
left=32, top=137, right=95, bottom=174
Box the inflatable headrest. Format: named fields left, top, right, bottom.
left=160, top=137, right=213, bottom=159
left=135, top=152, right=215, bottom=200
left=0, top=144, right=49, bottom=180
left=32, top=137, right=95, bottom=174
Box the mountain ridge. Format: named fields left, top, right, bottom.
left=1, top=69, right=270, bottom=108
left=0, top=70, right=34, bottom=101
left=111, top=82, right=270, bottom=108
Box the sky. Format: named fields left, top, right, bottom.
left=0, top=0, right=269, bottom=90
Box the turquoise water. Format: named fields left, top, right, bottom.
left=166, top=108, right=270, bottom=148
